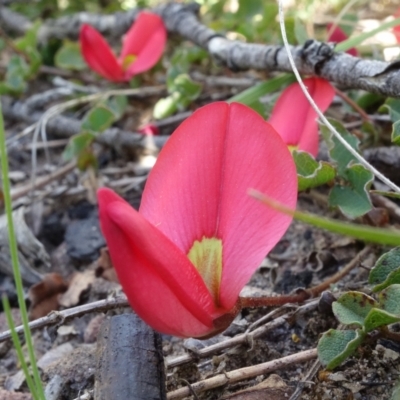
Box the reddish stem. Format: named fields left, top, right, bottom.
left=239, top=246, right=371, bottom=309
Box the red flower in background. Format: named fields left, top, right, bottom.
left=269, top=77, right=335, bottom=157
left=80, top=12, right=166, bottom=82
left=98, top=102, right=297, bottom=338
left=138, top=123, right=160, bottom=135
left=327, top=23, right=359, bottom=56
left=394, top=8, right=400, bottom=43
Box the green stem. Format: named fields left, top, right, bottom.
left=0, top=101, right=45, bottom=398
left=2, top=296, right=38, bottom=399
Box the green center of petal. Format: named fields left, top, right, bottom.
left=122, top=54, right=137, bottom=71
left=288, top=144, right=298, bottom=153
left=187, top=237, right=223, bottom=305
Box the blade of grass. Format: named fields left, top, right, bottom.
left=2, top=295, right=38, bottom=399
left=336, top=17, right=400, bottom=53
left=228, top=73, right=296, bottom=105
left=0, top=101, right=45, bottom=398
left=250, top=189, right=400, bottom=246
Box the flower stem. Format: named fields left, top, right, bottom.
left=240, top=246, right=371, bottom=309
left=0, top=101, right=45, bottom=398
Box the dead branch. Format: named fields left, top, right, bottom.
left=1, top=94, right=168, bottom=158
left=0, top=296, right=129, bottom=343
left=166, top=348, right=318, bottom=399
left=1, top=3, right=399, bottom=97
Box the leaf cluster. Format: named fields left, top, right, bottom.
left=318, top=248, right=400, bottom=369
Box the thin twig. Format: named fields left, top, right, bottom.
left=0, top=296, right=129, bottom=343
left=335, top=87, right=371, bottom=122
left=166, top=299, right=319, bottom=369
left=11, top=161, right=76, bottom=201
left=166, top=348, right=318, bottom=399
left=240, top=246, right=371, bottom=308
left=289, top=359, right=321, bottom=400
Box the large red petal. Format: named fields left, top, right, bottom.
left=79, top=24, right=124, bottom=82
left=120, top=12, right=166, bottom=78
left=140, top=102, right=298, bottom=310
left=269, top=77, right=335, bottom=157
left=98, top=187, right=218, bottom=337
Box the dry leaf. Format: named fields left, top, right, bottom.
left=28, top=273, right=68, bottom=320
left=58, top=270, right=96, bottom=308
left=221, top=374, right=293, bottom=400
left=95, top=247, right=119, bottom=283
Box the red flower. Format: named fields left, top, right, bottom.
left=80, top=12, right=166, bottom=82
left=138, top=123, right=160, bottom=135
left=394, top=8, right=400, bottom=43
left=269, top=77, right=335, bottom=157
left=327, top=23, right=359, bottom=56
left=98, top=102, right=297, bottom=338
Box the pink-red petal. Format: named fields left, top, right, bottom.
left=120, top=12, right=167, bottom=79
left=98, top=187, right=218, bottom=337
left=140, top=102, right=298, bottom=310
left=80, top=24, right=124, bottom=82
left=269, top=77, right=335, bottom=157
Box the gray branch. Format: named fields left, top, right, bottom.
left=1, top=96, right=168, bottom=158
left=1, top=3, right=400, bottom=97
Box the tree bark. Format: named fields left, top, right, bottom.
left=95, top=312, right=166, bottom=400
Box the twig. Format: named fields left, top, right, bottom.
left=239, top=246, right=371, bottom=308
left=289, top=359, right=320, bottom=400
left=335, top=87, right=371, bottom=122
left=10, top=161, right=76, bottom=201
left=166, top=348, right=318, bottom=399
left=166, top=299, right=319, bottom=369
left=0, top=296, right=128, bottom=343
left=3, top=3, right=400, bottom=97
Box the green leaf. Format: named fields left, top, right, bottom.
left=369, top=247, right=400, bottom=288
left=372, top=269, right=400, bottom=293
left=155, top=74, right=201, bottom=119
left=237, top=0, right=264, bottom=19
left=336, top=17, right=400, bottom=53
left=229, top=74, right=296, bottom=116
left=328, top=164, right=373, bottom=218
left=14, top=21, right=39, bottom=51
left=55, top=41, right=86, bottom=71
left=153, top=94, right=179, bottom=119
left=321, top=118, right=360, bottom=176
left=378, top=284, right=400, bottom=315
left=332, top=291, right=378, bottom=327
left=293, top=151, right=336, bottom=191
left=0, top=55, right=30, bottom=94
left=77, top=148, right=98, bottom=171
left=171, top=74, right=202, bottom=100
left=105, top=95, right=128, bottom=119
left=63, top=132, right=95, bottom=161
left=318, top=329, right=365, bottom=369
left=383, top=98, right=400, bottom=145
left=81, top=105, right=116, bottom=133
left=294, top=17, right=308, bottom=45
left=363, top=308, right=400, bottom=332
left=336, top=14, right=358, bottom=37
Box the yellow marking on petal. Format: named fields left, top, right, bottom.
left=187, top=237, right=223, bottom=305
left=122, top=54, right=137, bottom=71
left=288, top=144, right=298, bottom=153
